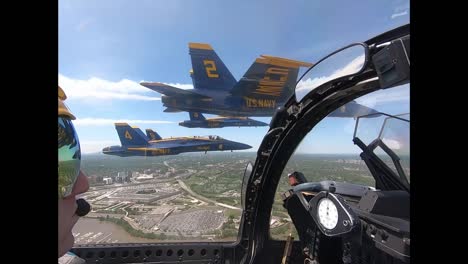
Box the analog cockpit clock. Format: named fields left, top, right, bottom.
left=317, top=197, right=339, bottom=230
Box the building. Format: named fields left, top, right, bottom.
left=136, top=174, right=154, bottom=181
left=103, top=177, right=113, bottom=185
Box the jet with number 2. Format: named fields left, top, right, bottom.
left=140, top=43, right=313, bottom=117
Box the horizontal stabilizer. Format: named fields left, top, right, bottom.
left=140, top=82, right=211, bottom=99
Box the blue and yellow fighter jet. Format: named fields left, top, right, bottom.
left=102, top=123, right=252, bottom=157
left=178, top=112, right=269, bottom=128
left=140, top=43, right=313, bottom=117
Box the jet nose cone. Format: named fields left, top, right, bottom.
left=239, top=143, right=252, bottom=150
left=257, top=121, right=269, bottom=126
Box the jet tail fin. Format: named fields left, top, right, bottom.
left=115, top=123, right=149, bottom=146
left=189, top=112, right=206, bottom=121
left=189, top=43, right=237, bottom=91
left=230, top=55, right=313, bottom=103
left=145, top=128, right=163, bottom=140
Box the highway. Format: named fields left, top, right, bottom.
left=177, top=180, right=241, bottom=211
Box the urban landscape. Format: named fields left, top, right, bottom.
left=73, top=152, right=406, bottom=244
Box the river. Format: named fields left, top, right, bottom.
left=72, top=218, right=159, bottom=244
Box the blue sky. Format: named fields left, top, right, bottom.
left=59, top=0, right=409, bottom=154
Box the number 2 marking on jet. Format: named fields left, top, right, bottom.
left=203, top=60, right=219, bottom=78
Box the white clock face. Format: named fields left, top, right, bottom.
left=317, top=198, right=339, bottom=230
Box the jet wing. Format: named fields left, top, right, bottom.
left=140, top=82, right=211, bottom=99
left=329, top=101, right=381, bottom=118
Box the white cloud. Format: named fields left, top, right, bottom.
left=74, top=118, right=174, bottom=126
left=59, top=74, right=161, bottom=101
left=391, top=1, right=409, bottom=19
left=383, top=139, right=401, bottom=149
left=139, top=80, right=194, bottom=90
left=355, top=85, right=409, bottom=108
left=59, top=75, right=195, bottom=101
left=80, top=140, right=119, bottom=154
left=391, top=10, right=408, bottom=19
left=296, top=54, right=365, bottom=100
left=163, top=83, right=194, bottom=90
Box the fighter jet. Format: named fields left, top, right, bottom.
left=178, top=112, right=269, bottom=128
left=102, top=123, right=252, bottom=157
left=140, top=43, right=312, bottom=117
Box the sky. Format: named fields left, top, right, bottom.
left=59, top=0, right=410, bottom=154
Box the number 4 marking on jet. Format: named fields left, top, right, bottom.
left=125, top=130, right=133, bottom=140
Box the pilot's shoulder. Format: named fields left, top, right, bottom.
left=58, top=252, right=86, bottom=264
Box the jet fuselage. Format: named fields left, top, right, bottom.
left=161, top=89, right=280, bottom=117
left=179, top=116, right=268, bottom=128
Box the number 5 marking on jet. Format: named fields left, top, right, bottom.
left=203, top=60, right=219, bottom=78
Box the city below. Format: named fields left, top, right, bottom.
left=74, top=152, right=406, bottom=244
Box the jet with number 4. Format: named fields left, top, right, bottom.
left=102, top=123, right=252, bottom=157
left=140, top=43, right=313, bottom=117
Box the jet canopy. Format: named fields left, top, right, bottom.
left=207, top=135, right=223, bottom=140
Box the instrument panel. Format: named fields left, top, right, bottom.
left=308, top=191, right=359, bottom=236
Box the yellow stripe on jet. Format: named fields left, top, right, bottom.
left=255, top=55, right=313, bottom=68
left=127, top=147, right=171, bottom=154
left=127, top=147, right=151, bottom=151
left=189, top=43, right=213, bottom=50
left=128, top=147, right=168, bottom=151
left=147, top=136, right=215, bottom=143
